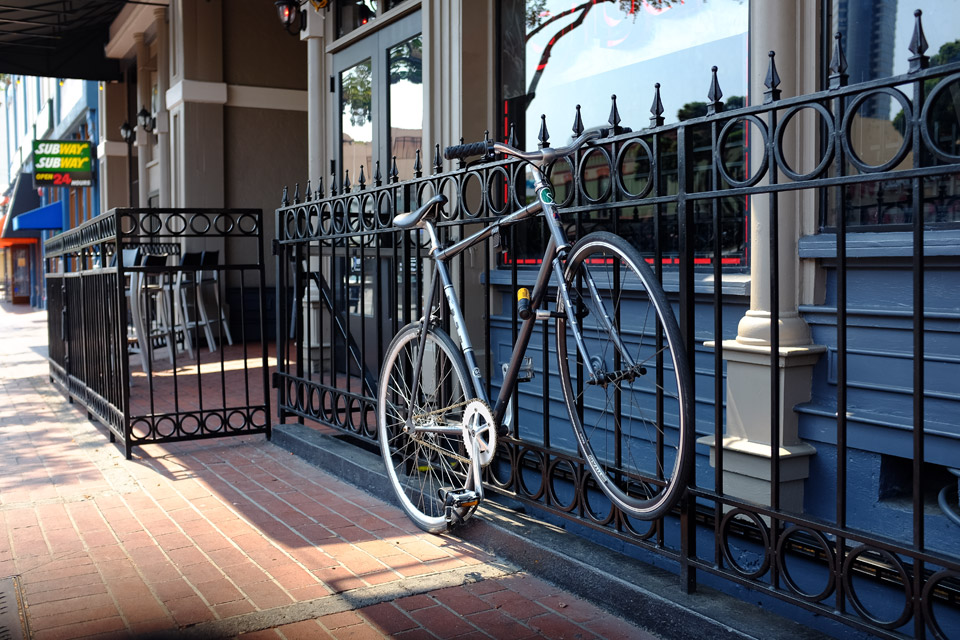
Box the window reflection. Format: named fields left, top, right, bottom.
left=824, top=0, right=960, bottom=229
left=500, top=0, right=749, bottom=265
left=338, top=0, right=377, bottom=38
left=341, top=58, right=373, bottom=189
left=389, top=35, right=423, bottom=186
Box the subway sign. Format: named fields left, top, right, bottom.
left=33, top=140, right=93, bottom=187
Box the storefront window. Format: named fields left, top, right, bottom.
left=341, top=58, right=373, bottom=188
left=388, top=35, right=423, bottom=182
left=823, top=0, right=960, bottom=229
left=499, top=0, right=750, bottom=265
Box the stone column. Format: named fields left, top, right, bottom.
left=699, top=1, right=824, bottom=513
left=155, top=7, right=171, bottom=208
left=135, top=32, right=152, bottom=207
left=301, top=7, right=325, bottom=182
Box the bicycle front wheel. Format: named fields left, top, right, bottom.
left=556, top=232, right=693, bottom=520
left=378, top=323, right=476, bottom=533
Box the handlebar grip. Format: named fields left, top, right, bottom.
left=443, top=140, right=491, bottom=160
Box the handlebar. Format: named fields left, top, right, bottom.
left=443, top=125, right=625, bottom=166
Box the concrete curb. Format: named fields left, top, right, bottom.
left=272, top=423, right=828, bottom=640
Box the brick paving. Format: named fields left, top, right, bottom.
left=0, top=302, right=657, bottom=639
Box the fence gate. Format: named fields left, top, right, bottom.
left=45, top=207, right=271, bottom=458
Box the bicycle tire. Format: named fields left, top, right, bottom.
left=556, top=232, right=693, bottom=520
left=377, top=322, right=477, bottom=533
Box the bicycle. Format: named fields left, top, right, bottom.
left=377, top=128, right=693, bottom=533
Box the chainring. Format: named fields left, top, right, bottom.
left=462, top=399, right=497, bottom=467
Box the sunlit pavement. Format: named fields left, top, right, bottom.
left=0, top=302, right=654, bottom=639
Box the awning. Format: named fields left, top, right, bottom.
left=0, top=1, right=124, bottom=81
left=12, top=200, right=65, bottom=232
left=0, top=172, right=40, bottom=239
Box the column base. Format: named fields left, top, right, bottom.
left=698, top=435, right=816, bottom=512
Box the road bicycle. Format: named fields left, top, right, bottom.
left=377, top=128, right=693, bottom=533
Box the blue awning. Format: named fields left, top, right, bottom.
left=12, top=200, right=65, bottom=231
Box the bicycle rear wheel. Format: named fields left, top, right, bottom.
left=378, top=323, right=476, bottom=533
left=556, top=232, right=692, bottom=520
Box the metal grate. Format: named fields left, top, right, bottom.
left=0, top=576, right=28, bottom=640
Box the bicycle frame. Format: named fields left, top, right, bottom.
left=407, top=162, right=631, bottom=433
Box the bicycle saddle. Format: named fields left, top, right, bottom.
left=393, top=194, right=447, bottom=229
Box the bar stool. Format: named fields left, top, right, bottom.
left=199, top=250, right=234, bottom=350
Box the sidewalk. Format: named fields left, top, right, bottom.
left=0, top=302, right=655, bottom=640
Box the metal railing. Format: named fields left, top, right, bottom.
left=274, top=17, right=960, bottom=639
left=44, top=208, right=271, bottom=458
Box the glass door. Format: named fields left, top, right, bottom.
left=332, top=11, right=422, bottom=187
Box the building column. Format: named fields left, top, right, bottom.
left=155, top=7, right=171, bottom=208
left=699, top=1, right=823, bottom=512
left=301, top=7, right=325, bottom=182
left=135, top=32, right=152, bottom=207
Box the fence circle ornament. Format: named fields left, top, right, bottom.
left=376, top=191, right=394, bottom=229
left=142, top=213, right=163, bottom=235
left=720, top=508, right=771, bottom=579
left=166, top=212, right=188, bottom=235
left=179, top=413, right=201, bottom=436
left=320, top=202, right=334, bottom=235
left=485, top=165, right=510, bottom=215
left=214, top=214, right=235, bottom=234
left=516, top=448, right=546, bottom=501
left=488, top=441, right=515, bottom=488
left=841, top=87, right=913, bottom=173
left=841, top=545, right=913, bottom=629
left=360, top=195, right=376, bottom=231
left=190, top=213, right=212, bottom=234
left=578, top=146, right=613, bottom=204
left=250, top=409, right=267, bottom=428
left=921, top=569, right=960, bottom=640
left=717, top=115, right=769, bottom=188
left=582, top=475, right=616, bottom=525
left=307, top=203, right=320, bottom=237
left=204, top=411, right=224, bottom=433
left=616, top=138, right=655, bottom=199
left=458, top=171, right=485, bottom=218
left=775, top=525, right=836, bottom=602
left=921, top=73, right=960, bottom=163
left=774, top=103, right=837, bottom=181
left=547, top=457, right=579, bottom=512
left=237, top=213, right=259, bottom=235
left=546, top=156, right=576, bottom=208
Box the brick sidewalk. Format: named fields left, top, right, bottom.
left=0, top=302, right=656, bottom=640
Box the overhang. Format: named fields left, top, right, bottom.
left=0, top=1, right=129, bottom=81
left=12, top=200, right=65, bottom=232
left=1, top=172, right=40, bottom=239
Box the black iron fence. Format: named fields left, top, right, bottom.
left=275, top=18, right=960, bottom=639
left=44, top=208, right=271, bottom=458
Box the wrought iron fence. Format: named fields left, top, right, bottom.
left=275, top=15, right=960, bottom=639
left=44, top=208, right=271, bottom=458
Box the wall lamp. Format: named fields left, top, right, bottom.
left=137, top=107, right=156, bottom=134
left=119, top=121, right=135, bottom=143
left=275, top=0, right=304, bottom=34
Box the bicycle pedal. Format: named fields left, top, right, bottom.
left=444, top=489, right=480, bottom=509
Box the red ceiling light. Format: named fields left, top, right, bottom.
left=275, top=0, right=304, bottom=34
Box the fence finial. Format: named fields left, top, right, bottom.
left=508, top=124, right=518, bottom=148
left=608, top=94, right=622, bottom=135
left=293, top=182, right=300, bottom=204
left=358, top=165, right=366, bottom=190
left=281, top=185, right=289, bottom=207
left=305, top=180, right=311, bottom=201
left=330, top=167, right=338, bottom=196
left=707, top=67, right=724, bottom=114
left=764, top=52, right=781, bottom=103
left=343, top=170, right=351, bottom=193
left=433, top=144, right=442, bottom=173
left=390, top=156, right=399, bottom=183
left=908, top=9, right=929, bottom=72
left=374, top=160, right=382, bottom=187
left=414, top=149, right=422, bottom=178
left=650, top=83, right=664, bottom=128
left=572, top=104, right=584, bottom=137
left=829, top=32, right=848, bottom=89
left=317, top=176, right=324, bottom=199
left=457, top=137, right=467, bottom=169
left=538, top=114, right=550, bottom=148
